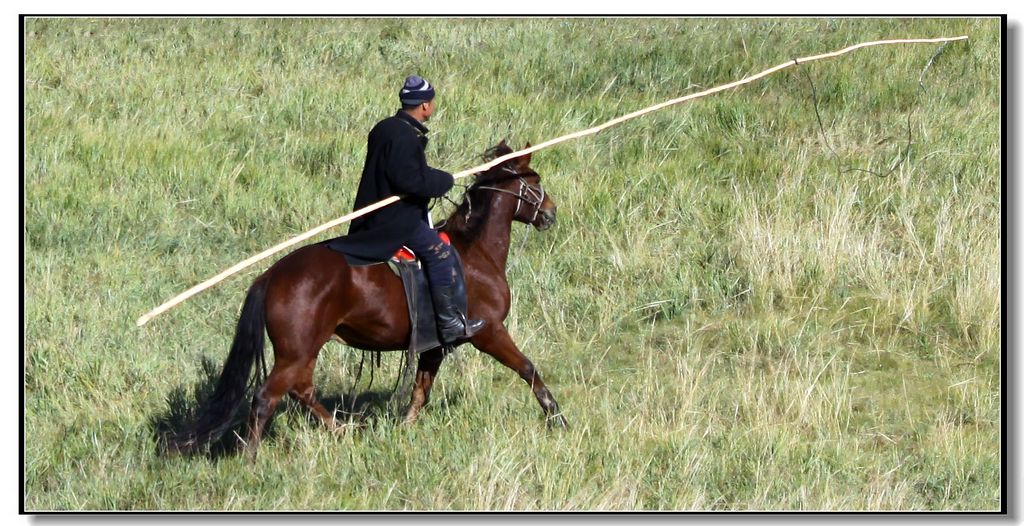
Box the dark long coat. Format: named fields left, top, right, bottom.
left=326, top=110, right=454, bottom=261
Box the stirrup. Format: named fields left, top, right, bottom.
left=439, top=314, right=485, bottom=343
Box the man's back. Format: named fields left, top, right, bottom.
left=345, top=110, right=453, bottom=260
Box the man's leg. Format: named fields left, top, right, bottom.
left=405, top=222, right=484, bottom=343
left=406, top=222, right=454, bottom=288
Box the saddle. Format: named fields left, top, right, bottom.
left=326, top=231, right=468, bottom=354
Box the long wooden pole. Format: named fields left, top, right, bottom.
left=136, top=35, right=967, bottom=327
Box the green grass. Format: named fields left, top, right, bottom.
left=23, top=17, right=1001, bottom=511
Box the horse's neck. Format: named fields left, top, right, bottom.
left=454, top=194, right=516, bottom=272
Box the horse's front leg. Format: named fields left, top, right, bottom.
left=403, top=347, right=445, bottom=425
left=471, top=327, right=568, bottom=428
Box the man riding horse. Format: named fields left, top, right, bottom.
left=344, top=75, right=485, bottom=344
left=165, top=81, right=566, bottom=456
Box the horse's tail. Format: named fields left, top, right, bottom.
left=164, top=278, right=269, bottom=455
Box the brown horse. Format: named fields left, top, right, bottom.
left=166, top=141, right=567, bottom=456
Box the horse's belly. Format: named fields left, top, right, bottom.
left=333, top=324, right=409, bottom=352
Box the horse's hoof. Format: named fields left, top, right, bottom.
left=331, top=421, right=362, bottom=434
left=546, top=413, right=569, bottom=430
left=401, top=408, right=421, bottom=426
left=240, top=436, right=260, bottom=461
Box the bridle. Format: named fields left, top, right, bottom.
left=468, top=167, right=547, bottom=223
left=448, top=165, right=549, bottom=272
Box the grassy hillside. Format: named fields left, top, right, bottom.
left=23, top=17, right=1001, bottom=511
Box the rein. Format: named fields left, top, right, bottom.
left=468, top=167, right=546, bottom=223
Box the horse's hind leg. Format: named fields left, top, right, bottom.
left=403, top=347, right=445, bottom=425
left=245, top=337, right=337, bottom=452
left=245, top=362, right=295, bottom=457
left=472, top=328, right=568, bottom=428
left=290, top=359, right=338, bottom=431
left=244, top=350, right=315, bottom=456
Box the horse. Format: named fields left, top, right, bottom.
left=166, top=140, right=567, bottom=456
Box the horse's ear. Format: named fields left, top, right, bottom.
left=516, top=142, right=532, bottom=168
left=498, top=139, right=509, bottom=152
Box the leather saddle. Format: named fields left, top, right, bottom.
left=326, top=231, right=468, bottom=354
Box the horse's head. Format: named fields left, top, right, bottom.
left=470, top=140, right=557, bottom=231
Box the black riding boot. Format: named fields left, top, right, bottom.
left=432, top=284, right=485, bottom=344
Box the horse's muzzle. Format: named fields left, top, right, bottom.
left=536, top=208, right=557, bottom=231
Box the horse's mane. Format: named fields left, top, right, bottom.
left=443, top=141, right=538, bottom=242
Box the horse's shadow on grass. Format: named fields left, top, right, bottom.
left=149, top=355, right=459, bottom=461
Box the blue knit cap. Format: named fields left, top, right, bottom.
left=399, top=75, right=436, bottom=105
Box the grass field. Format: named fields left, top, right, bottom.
left=23, top=17, right=1001, bottom=511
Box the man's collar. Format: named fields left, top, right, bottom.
left=395, top=110, right=429, bottom=134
